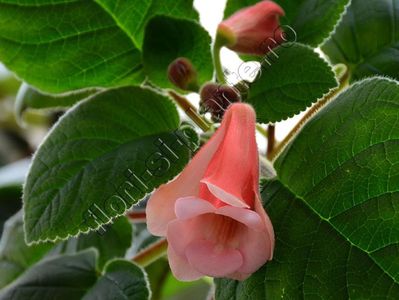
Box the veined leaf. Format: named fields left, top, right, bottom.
left=95, top=0, right=198, bottom=49
left=215, top=77, right=399, bottom=298
left=246, top=43, right=337, bottom=123
left=322, top=0, right=399, bottom=81
left=0, top=250, right=150, bottom=300
left=0, top=1, right=197, bottom=93
left=23, top=87, right=195, bottom=243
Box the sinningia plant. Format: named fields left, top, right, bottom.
left=0, top=0, right=398, bottom=299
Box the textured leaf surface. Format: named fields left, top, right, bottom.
left=246, top=43, right=337, bottom=123
left=0, top=0, right=144, bottom=92
left=322, top=0, right=399, bottom=81
left=0, top=250, right=150, bottom=300
left=95, top=0, right=198, bottom=48
left=143, top=16, right=213, bottom=89
left=215, top=77, right=399, bottom=298
left=0, top=250, right=98, bottom=300
left=0, top=213, right=133, bottom=288
left=224, top=0, right=349, bottom=46
left=23, top=87, right=193, bottom=243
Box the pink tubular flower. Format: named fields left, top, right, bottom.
left=217, top=1, right=285, bottom=56
left=146, top=103, right=275, bottom=281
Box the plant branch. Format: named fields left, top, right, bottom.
left=213, top=37, right=226, bottom=84
left=266, top=124, right=275, bottom=160
left=132, top=238, right=168, bottom=267
left=168, top=90, right=211, bottom=132
left=126, top=210, right=146, bottom=223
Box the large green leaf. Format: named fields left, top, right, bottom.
left=322, top=0, right=399, bottom=81
left=224, top=0, right=349, bottom=47
left=0, top=212, right=133, bottom=288
left=215, top=77, right=399, bottom=298
left=0, top=1, right=198, bottom=93
left=215, top=178, right=399, bottom=299
left=0, top=0, right=143, bottom=93
left=0, top=250, right=150, bottom=300
left=23, top=86, right=195, bottom=243
left=143, top=16, right=213, bottom=90
left=246, top=43, right=337, bottom=123
left=94, top=0, right=198, bottom=49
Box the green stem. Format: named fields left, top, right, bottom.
left=256, top=124, right=268, bottom=138
left=132, top=239, right=168, bottom=267
left=168, top=90, right=211, bottom=132
left=213, top=37, right=226, bottom=84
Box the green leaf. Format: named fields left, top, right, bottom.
left=0, top=0, right=144, bottom=93
left=216, top=179, right=399, bottom=298
left=23, top=86, right=194, bottom=243
left=53, top=216, right=132, bottom=269
left=246, top=43, right=337, bottom=123
left=94, top=0, right=198, bottom=49
left=0, top=249, right=150, bottom=300
left=143, top=16, right=213, bottom=90
left=215, top=77, right=399, bottom=298
left=83, top=259, right=150, bottom=300
left=0, top=212, right=52, bottom=289
left=15, top=83, right=98, bottom=124
left=224, top=0, right=349, bottom=47
left=0, top=250, right=98, bottom=299
left=322, top=0, right=399, bottom=81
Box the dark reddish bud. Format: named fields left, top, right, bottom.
left=200, top=82, right=241, bottom=121
left=167, top=57, right=198, bottom=91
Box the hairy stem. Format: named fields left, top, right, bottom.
left=132, top=238, right=168, bottom=267
left=213, top=37, right=226, bottom=84
left=266, top=124, right=275, bottom=160
left=126, top=210, right=146, bottom=223
left=168, top=90, right=211, bottom=132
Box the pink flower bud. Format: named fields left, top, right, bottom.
left=199, top=82, right=241, bottom=121
left=146, top=103, right=275, bottom=281
left=217, top=1, right=285, bottom=56
left=167, top=57, right=199, bottom=91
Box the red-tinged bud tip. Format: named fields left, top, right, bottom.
left=217, top=0, right=285, bottom=56
left=200, top=82, right=241, bottom=121
left=167, top=57, right=199, bottom=91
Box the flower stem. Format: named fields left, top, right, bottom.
left=132, top=238, right=168, bottom=267
left=256, top=124, right=268, bottom=138
left=126, top=210, right=146, bottom=223
left=266, top=124, right=275, bottom=160
left=213, top=37, right=226, bottom=84
left=270, top=67, right=350, bottom=161
left=168, top=90, right=211, bottom=132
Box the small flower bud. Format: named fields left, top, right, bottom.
left=167, top=57, right=199, bottom=91
left=200, top=83, right=241, bottom=121
left=217, top=1, right=285, bottom=56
